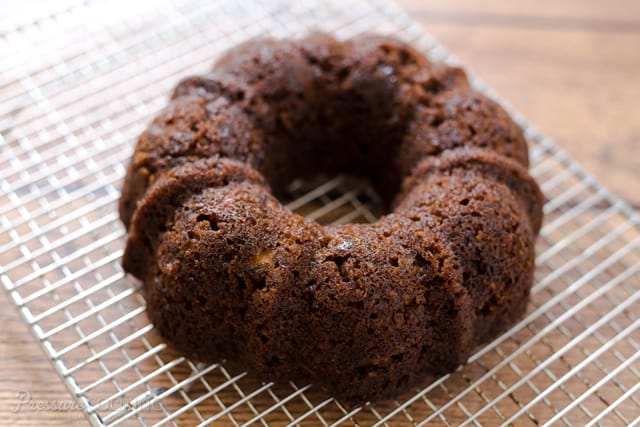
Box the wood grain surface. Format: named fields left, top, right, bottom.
left=1, top=1, right=639, bottom=426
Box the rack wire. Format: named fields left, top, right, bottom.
left=1, top=0, right=639, bottom=425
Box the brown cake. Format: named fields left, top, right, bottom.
left=119, top=33, right=544, bottom=403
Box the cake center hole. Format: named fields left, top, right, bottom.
left=280, top=174, right=385, bottom=226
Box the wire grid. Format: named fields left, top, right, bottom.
left=1, top=0, right=639, bottom=425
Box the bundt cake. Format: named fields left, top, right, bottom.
left=119, top=33, right=544, bottom=403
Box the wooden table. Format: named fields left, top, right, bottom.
left=1, top=1, right=639, bottom=425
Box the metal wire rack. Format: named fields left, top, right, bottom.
left=1, top=0, right=639, bottom=425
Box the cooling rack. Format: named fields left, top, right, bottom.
left=1, top=0, right=639, bottom=425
